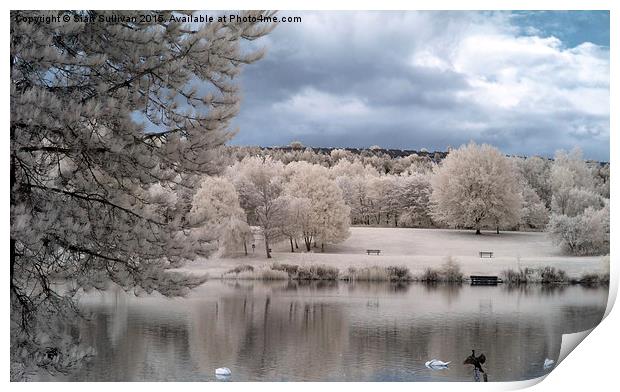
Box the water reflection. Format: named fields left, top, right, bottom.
left=39, top=281, right=607, bottom=382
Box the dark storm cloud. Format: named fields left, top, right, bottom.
left=230, top=11, right=609, bottom=160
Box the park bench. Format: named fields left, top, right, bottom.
left=366, top=249, right=381, bottom=255
left=479, top=251, right=493, bottom=258
left=470, top=275, right=501, bottom=285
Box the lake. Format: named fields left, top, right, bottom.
left=40, top=280, right=607, bottom=382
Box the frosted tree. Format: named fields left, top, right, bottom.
left=394, top=173, right=433, bottom=227
left=289, top=141, right=305, bottom=150
left=592, top=163, right=610, bottom=198
left=430, top=143, right=523, bottom=234
left=189, top=176, right=251, bottom=255
left=514, top=156, right=552, bottom=207
left=550, top=148, right=599, bottom=216
left=402, top=155, right=436, bottom=175
left=546, top=149, right=608, bottom=255
left=334, top=175, right=368, bottom=225
left=367, top=176, right=396, bottom=225
left=519, top=184, right=549, bottom=230
left=10, top=10, right=273, bottom=378
left=227, top=156, right=286, bottom=258
left=329, top=148, right=353, bottom=164
left=279, top=195, right=312, bottom=252
left=547, top=203, right=609, bottom=255
left=330, top=159, right=378, bottom=225
left=285, top=162, right=350, bottom=251
left=329, top=158, right=378, bottom=179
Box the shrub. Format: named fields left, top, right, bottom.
left=386, top=265, right=413, bottom=281
left=501, top=267, right=535, bottom=284
left=538, top=267, right=567, bottom=283
left=344, top=266, right=387, bottom=281
left=226, top=267, right=288, bottom=280
left=257, top=269, right=289, bottom=280
left=578, top=273, right=610, bottom=285
left=419, top=258, right=464, bottom=282
left=295, top=264, right=339, bottom=280
left=501, top=266, right=567, bottom=284
left=439, top=257, right=463, bottom=282
left=225, top=264, right=254, bottom=275
left=314, top=265, right=340, bottom=280
left=419, top=268, right=439, bottom=282
left=341, top=266, right=359, bottom=281
left=271, top=263, right=299, bottom=277
left=344, top=266, right=412, bottom=282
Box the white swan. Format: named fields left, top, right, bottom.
left=215, top=367, right=232, bottom=376
left=543, top=359, right=554, bottom=369
left=425, top=359, right=451, bottom=369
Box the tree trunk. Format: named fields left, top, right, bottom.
left=304, top=236, right=312, bottom=252
left=475, top=228, right=481, bottom=235
left=294, top=239, right=299, bottom=249
left=243, top=240, right=248, bottom=256
left=321, top=243, right=324, bottom=252
left=496, top=227, right=500, bottom=234
left=289, top=237, right=294, bottom=252
left=10, top=238, right=15, bottom=283
left=265, top=237, right=271, bottom=258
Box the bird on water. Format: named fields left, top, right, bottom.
left=464, top=350, right=488, bottom=382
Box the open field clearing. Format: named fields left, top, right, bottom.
left=177, top=227, right=606, bottom=279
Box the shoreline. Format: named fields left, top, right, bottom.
left=172, top=227, right=608, bottom=282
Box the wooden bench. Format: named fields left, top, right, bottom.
left=366, top=249, right=381, bottom=255
left=479, top=251, right=493, bottom=258
left=470, top=275, right=501, bottom=285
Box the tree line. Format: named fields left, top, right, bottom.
left=194, top=143, right=609, bottom=258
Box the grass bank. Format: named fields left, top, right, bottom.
left=219, top=259, right=608, bottom=286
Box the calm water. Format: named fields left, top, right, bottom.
left=42, top=281, right=607, bottom=382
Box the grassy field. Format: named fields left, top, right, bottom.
left=176, top=227, right=608, bottom=280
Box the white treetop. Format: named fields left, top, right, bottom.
left=189, top=176, right=250, bottom=255
left=546, top=148, right=609, bottom=255
left=278, top=195, right=313, bottom=252
left=549, top=148, right=601, bottom=216
left=430, top=143, right=523, bottom=234
left=393, top=173, right=433, bottom=227
left=227, top=156, right=286, bottom=258
left=285, top=162, right=350, bottom=251
left=547, top=203, right=609, bottom=255
left=519, top=184, right=549, bottom=230
left=514, top=156, right=552, bottom=207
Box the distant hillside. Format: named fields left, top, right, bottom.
left=252, top=145, right=607, bottom=166
left=263, top=146, right=449, bottom=161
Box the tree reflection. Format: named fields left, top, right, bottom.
left=46, top=281, right=607, bottom=381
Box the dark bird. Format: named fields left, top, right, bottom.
left=464, top=350, right=487, bottom=381
left=464, top=350, right=486, bottom=371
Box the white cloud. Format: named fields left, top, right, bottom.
left=235, top=11, right=609, bottom=160
left=273, top=87, right=370, bottom=120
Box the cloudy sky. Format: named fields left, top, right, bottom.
left=231, top=11, right=609, bottom=161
